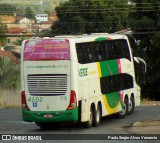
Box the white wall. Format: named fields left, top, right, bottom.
left=19, top=18, right=31, bottom=24
left=0, top=90, right=21, bottom=107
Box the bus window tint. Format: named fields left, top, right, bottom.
left=100, top=74, right=134, bottom=94
left=76, top=39, right=131, bottom=64
left=108, top=40, right=131, bottom=61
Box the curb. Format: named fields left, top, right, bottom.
left=0, top=105, right=21, bottom=108
left=131, top=119, right=160, bottom=127
left=129, top=119, right=160, bottom=134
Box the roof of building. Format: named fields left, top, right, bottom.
left=0, top=50, right=20, bottom=63
left=16, top=17, right=31, bottom=21
left=7, top=27, right=26, bottom=34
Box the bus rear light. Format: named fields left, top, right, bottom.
left=67, top=90, right=77, bottom=110
left=24, top=40, right=29, bottom=45
left=25, top=114, right=29, bottom=117
left=21, top=91, right=30, bottom=111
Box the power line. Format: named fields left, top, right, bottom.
left=54, top=5, right=160, bottom=8
left=0, top=5, right=159, bottom=10
left=1, top=31, right=160, bottom=37
left=1, top=21, right=159, bottom=25
left=0, top=9, right=159, bottom=15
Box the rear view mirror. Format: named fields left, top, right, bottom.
left=134, top=57, right=147, bottom=73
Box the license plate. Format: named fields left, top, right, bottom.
left=44, top=114, right=52, bottom=118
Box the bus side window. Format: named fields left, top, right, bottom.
left=76, top=44, right=88, bottom=64
left=122, top=40, right=131, bottom=61
left=91, top=47, right=98, bottom=62
left=97, top=42, right=104, bottom=61
left=88, top=50, right=93, bottom=62
left=82, top=44, right=89, bottom=63
left=113, top=43, right=119, bottom=59
left=97, top=49, right=102, bottom=61
left=76, top=45, right=82, bottom=63
left=104, top=42, right=110, bottom=60
left=109, top=41, right=116, bottom=60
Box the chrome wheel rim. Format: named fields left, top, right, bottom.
left=128, top=100, right=133, bottom=112
left=96, top=108, right=100, bottom=123
left=120, top=103, right=126, bottom=115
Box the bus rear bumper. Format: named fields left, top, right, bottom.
left=22, top=107, right=78, bottom=123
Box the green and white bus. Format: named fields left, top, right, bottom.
left=21, top=34, right=144, bottom=128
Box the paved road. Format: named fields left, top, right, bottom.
left=0, top=106, right=160, bottom=143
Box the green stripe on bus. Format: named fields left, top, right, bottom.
left=104, top=92, right=121, bottom=108
left=100, top=60, right=119, bottom=76
left=95, top=37, right=107, bottom=41
left=98, top=60, right=120, bottom=110
left=95, top=37, right=112, bottom=41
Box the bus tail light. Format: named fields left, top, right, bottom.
left=67, top=90, right=77, bottom=110
left=24, top=40, right=29, bottom=45
left=21, top=91, right=30, bottom=111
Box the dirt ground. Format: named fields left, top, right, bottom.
left=141, top=100, right=160, bottom=106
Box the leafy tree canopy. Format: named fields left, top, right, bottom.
left=51, top=0, right=130, bottom=35
left=0, top=3, right=16, bottom=16
left=25, top=7, right=35, bottom=19
left=129, top=0, right=160, bottom=100
left=0, top=57, right=20, bottom=97
left=0, top=23, right=7, bottom=47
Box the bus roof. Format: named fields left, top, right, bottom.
left=51, top=33, right=128, bottom=42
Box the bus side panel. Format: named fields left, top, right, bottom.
left=134, top=86, right=141, bottom=106
left=78, top=81, right=90, bottom=122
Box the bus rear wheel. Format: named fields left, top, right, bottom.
left=115, top=99, right=128, bottom=119
left=93, top=105, right=101, bottom=127
left=83, top=107, right=94, bottom=128
left=128, top=97, right=135, bottom=115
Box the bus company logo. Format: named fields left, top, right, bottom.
left=79, top=68, right=88, bottom=77
left=2, top=135, right=11, bottom=140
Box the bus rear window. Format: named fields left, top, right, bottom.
left=23, top=39, right=70, bottom=61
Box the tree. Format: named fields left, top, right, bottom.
left=129, top=0, right=160, bottom=100
left=51, top=0, right=130, bottom=35
left=0, top=57, right=20, bottom=104
left=25, top=7, right=34, bottom=19
left=0, top=22, right=7, bottom=49
left=0, top=4, right=16, bottom=16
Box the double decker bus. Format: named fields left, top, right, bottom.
left=21, top=34, right=145, bottom=128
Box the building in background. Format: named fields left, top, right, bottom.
left=16, top=17, right=32, bottom=24
left=35, top=14, right=48, bottom=23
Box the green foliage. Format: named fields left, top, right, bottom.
left=25, top=7, right=35, bottom=19
left=0, top=57, right=20, bottom=96
left=0, top=3, right=16, bottom=16
left=129, top=0, right=160, bottom=100
left=0, top=1, right=55, bottom=17
left=51, top=0, right=129, bottom=35
left=0, top=23, right=7, bottom=47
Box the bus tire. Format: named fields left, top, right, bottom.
left=115, top=99, right=128, bottom=119
left=93, top=105, right=101, bottom=127
left=128, top=97, right=135, bottom=115
left=83, top=107, right=94, bottom=128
